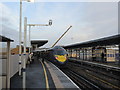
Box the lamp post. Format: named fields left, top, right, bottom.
left=27, top=19, right=52, bottom=54
left=19, top=0, right=34, bottom=76
left=23, top=17, right=52, bottom=88
left=27, top=20, right=52, bottom=63
left=28, top=25, right=32, bottom=63
left=22, top=17, right=27, bottom=89
left=28, top=26, right=31, bottom=53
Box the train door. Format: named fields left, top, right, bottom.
left=106, top=49, right=115, bottom=62
left=92, top=47, right=106, bottom=62
left=106, top=47, right=119, bottom=62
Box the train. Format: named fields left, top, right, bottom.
left=33, top=46, right=68, bottom=67
left=92, top=46, right=119, bottom=62
left=66, top=46, right=119, bottom=63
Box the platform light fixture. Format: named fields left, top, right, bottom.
left=49, top=20, right=52, bottom=26
left=27, top=19, right=52, bottom=52
left=27, top=0, right=35, bottom=2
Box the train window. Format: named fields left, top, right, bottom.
left=110, top=54, right=112, bottom=57
left=115, top=54, right=119, bottom=57
left=53, top=50, right=66, bottom=55
left=113, top=54, right=114, bottom=57
left=110, top=54, right=113, bottom=57
left=112, top=54, right=114, bottom=57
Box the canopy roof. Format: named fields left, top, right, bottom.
left=64, top=34, right=120, bottom=49
left=0, top=35, right=14, bottom=42
left=31, top=40, right=48, bottom=47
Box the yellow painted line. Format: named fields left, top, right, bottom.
left=87, top=73, right=120, bottom=89
left=40, top=61, right=49, bottom=89
left=44, top=61, right=64, bottom=88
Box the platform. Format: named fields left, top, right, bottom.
left=68, top=58, right=120, bottom=71
left=10, top=57, right=79, bottom=89
left=10, top=57, right=55, bottom=89
left=44, top=60, right=79, bottom=89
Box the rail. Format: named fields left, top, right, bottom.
left=69, top=58, right=120, bottom=72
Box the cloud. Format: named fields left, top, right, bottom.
left=0, top=3, right=19, bottom=48
left=80, top=2, right=118, bottom=38
left=0, top=0, right=120, bottom=2
left=27, top=2, right=118, bottom=48
left=0, top=2, right=118, bottom=48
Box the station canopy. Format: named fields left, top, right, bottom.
left=31, top=40, right=48, bottom=47
left=64, top=34, right=120, bottom=49
left=0, top=35, right=14, bottom=42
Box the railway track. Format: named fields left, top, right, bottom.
left=59, top=61, right=120, bottom=90
left=68, top=61, right=120, bottom=81
left=61, top=68, right=101, bottom=90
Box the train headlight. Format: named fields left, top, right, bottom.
left=55, top=56, right=58, bottom=59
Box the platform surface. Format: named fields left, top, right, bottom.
left=44, top=60, right=79, bottom=89
left=10, top=57, right=55, bottom=89
left=10, top=57, right=79, bottom=89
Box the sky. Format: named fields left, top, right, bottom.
left=0, top=0, right=119, bottom=48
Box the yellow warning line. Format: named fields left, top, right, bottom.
left=40, top=61, right=49, bottom=89
left=87, top=73, right=120, bottom=89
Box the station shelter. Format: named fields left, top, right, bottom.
left=0, top=35, right=14, bottom=89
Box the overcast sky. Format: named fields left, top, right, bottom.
left=0, top=1, right=118, bottom=48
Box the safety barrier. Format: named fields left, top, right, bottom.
left=0, top=54, right=29, bottom=89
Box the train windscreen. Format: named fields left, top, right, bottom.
left=53, top=49, right=66, bottom=55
